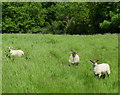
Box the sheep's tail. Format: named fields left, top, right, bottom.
left=22, top=52, right=24, bottom=56
left=107, top=69, right=110, bottom=76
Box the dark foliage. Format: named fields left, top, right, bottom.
left=2, top=2, right=120, bottom=34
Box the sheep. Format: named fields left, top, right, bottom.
left=89, top=60, right=110, bottom=78
left=8, top=47, right=24, bottom=56
left=69, top=52, right=80, bottom=66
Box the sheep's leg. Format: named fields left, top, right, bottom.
left=100, top=72, right=105, bottom=79
left=22, top=53, right=24, bottom=56
left=68, top=64, right=71, bottom=66
left=94, top=74, right=96, bottom=78
left=102, top=74, right=105, bottom=79
left=106, top=71, right=110, bottom=77
left=94, top=74, right=99, bottom=78
left=10, top=56, right=15, bottom=61
left=73, top=63, right=76, bottom=66
left=106, top=70, right=110, bottom=77
left=75, top=63, right=79, bottom=66
left=94, top=73, right=97, bottom=77
left=98, top=74, right=102, bottom=78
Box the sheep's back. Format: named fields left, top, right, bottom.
left=11, top=50, right=24, bottom=56
left=94, top=63, right=110, bottom=74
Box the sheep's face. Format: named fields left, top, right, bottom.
left=72, top=52, right=77, bottom=57
left=8, top=47, right=12, bottom=52
left=8, top=47, right=11, bottom=52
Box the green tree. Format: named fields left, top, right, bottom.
left=2, top=2, right=47, bottom=33
left=2, top=2, right=119, bottom=34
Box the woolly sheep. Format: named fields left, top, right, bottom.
left=90, top=60, right=110, bottom=78
left=8, top=47, right=24, bottom=56
left=69, top=52, right=80, bottom=66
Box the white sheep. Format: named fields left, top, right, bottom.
left=69, top=52, right=80, bottom=66
left=8, top=47, right=24, bottom=56
left=90, top=60, right=110, bottom=78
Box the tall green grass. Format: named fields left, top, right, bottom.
left=2, top=34, right=118, bottom=93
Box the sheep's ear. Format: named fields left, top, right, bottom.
left=89, top=60, right=93, bottom=63
left=96, top=60, right=99, bottom=62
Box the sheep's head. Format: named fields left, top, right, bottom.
left=90, top=60, right=99, bottom=66
left=71, top=52, right=78, bottom=57
left=8, top=47, right=12, bottom=52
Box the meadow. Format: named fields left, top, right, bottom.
left=2, top=34, right=118, bottom=93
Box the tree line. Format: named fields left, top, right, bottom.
left=2, top=2, right=120, bottom=34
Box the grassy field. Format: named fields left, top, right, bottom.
left=2, top=34, right=118, bottom=93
